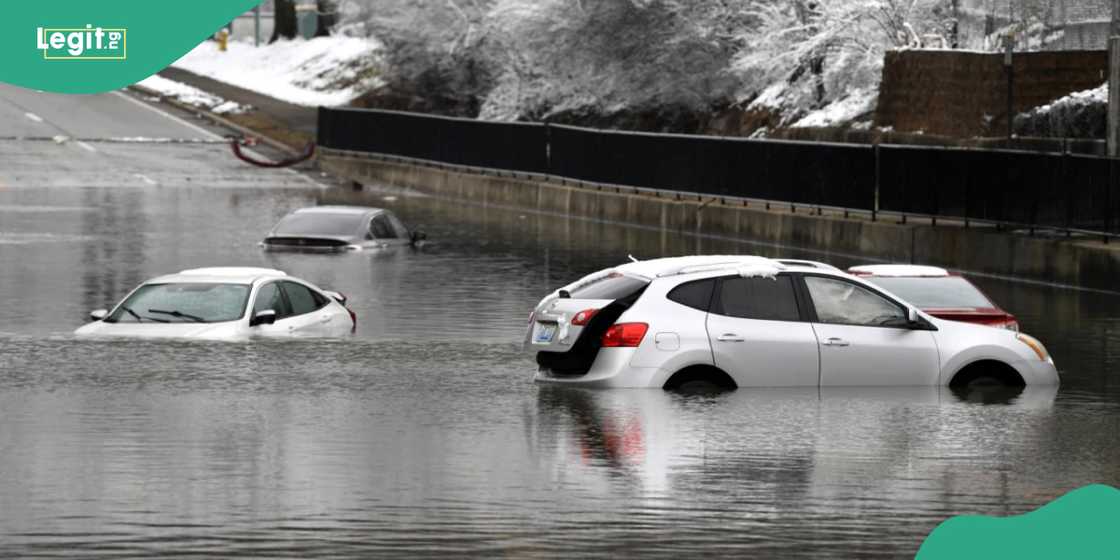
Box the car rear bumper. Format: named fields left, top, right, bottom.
left=534, top=348, right=663, bottom=388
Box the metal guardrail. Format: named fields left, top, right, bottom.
left=318, top=107, right=1120, bottom=240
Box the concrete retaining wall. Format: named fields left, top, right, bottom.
left=320, top=150, right=1120, bottom=292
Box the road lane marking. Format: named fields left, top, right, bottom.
left=133, top=173, right=158, bottom=186
left=76, top=141, right=97, bottom=153
left=24, top=112, right=43, bottom=123
left=110, top=90, right=222, bottom=140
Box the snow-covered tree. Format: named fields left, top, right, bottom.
left=332, top=0, right=958, bottom=131
left=734, top=0, right=953, bottom=127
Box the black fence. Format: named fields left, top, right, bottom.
left=319, top=106, right=1120, bottom=236
left=318, top=106, right=548, bottom=173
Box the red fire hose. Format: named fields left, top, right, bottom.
left=230, top=136, right=316, bottom=168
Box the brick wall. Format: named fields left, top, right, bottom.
left=874, top=49, right=1107, bottom=137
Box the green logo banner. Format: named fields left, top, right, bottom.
left=916, top=484, right=1120, bottom=559
left=1, top=0, right=261, bottom=93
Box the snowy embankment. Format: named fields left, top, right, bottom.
left=169, top=36, right=384, bottom=107
left=136, top=75, right=248, bottom=114
left=1015, top=83, right=1107, bottom=139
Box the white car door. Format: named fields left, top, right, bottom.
left=705, top=275, right=820, bottom=387
left=802, top=275, right=940, bottom=386
left=250, top=281, right=298, bottom=336
left=280, top=281, right=348, bottom=335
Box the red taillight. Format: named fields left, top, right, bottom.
left=601, top=323, right=648, bottom=347
left=347, top=308, right=357, bottom=331
left=571, top=308, right=599, bottom=326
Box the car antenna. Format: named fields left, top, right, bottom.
left=628, top=254, right=639, bottom=263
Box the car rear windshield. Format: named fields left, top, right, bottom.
left=864, top=276, right=993, bottom=308
left=106, top=283, right=251, bottom=323
left=272, top=212, right=365, bottom=237
left=569, top=273, right=649, bottom=300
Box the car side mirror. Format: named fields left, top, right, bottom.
left=250, top=309, right=277, bottom=326
left=90, top=309, right=108, bottom=321
left=410, top=230, right=427, bottom=244
left=906, top=308, right=936, bottom=330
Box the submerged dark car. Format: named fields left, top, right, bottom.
left=262, top=206, right=425, bottom=252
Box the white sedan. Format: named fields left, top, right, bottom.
left=525, top=255, right=1059, bottom=390
left=75, top=267, right=356, bottom=340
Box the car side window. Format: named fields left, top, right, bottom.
left=369, top=215, right=395, bottom=239
left=715, top=275, right=800, bottom=321
left=667, top=279, right=715, bottom=311
left=804, top=276, right=906, bottom=327
left=386, top=213, right=410, bottom=239
left=253, top=282, right=290, bottom=318
left=281, top=282, right=323, bottom=316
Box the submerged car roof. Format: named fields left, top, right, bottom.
left=147, top=267, right=288, bottom=285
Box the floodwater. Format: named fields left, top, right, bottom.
left=2, top=180, right=1120, bottom=558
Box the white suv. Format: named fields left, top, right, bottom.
left=524, top=256, right=1059, bottom=390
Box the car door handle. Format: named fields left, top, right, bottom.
left=822, top=337, right=850, bottom=347
left=319, top=315, right=332, bottom=324
left=717, top=333, right=745, bottom=343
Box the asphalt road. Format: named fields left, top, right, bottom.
left=0, top=83, right=323, bottom=190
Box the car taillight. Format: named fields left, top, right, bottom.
left=571, top=308, right=599, bottom=326
left=601, top=323, right=648, bottom=347
left=347, top=308, right=357, bottom=331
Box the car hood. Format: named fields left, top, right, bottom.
left=74, top=320, right=244, bottom=340
left=924, top=306, right=1011, bottom=318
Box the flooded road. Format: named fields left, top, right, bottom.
left=2, top=181, right=1120, bottom=558
left=3, top=86, right=1120, bottom=558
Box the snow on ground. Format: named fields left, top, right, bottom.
left=171, top=37, right=384, bottom=107
left=135, top=75, right=249, bottom=115
left=791, top=89, right=878, bottom=128
left=1014, top=83, right=1107, bottom=138
left=1028, top=83, right=1107, bottom=115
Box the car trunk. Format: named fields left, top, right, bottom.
left=531, top=285, right=647, bottom=376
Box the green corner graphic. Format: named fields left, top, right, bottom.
left=1, top=0, right=262, bottom=94
left=916, top=484, right=1120, bottom=559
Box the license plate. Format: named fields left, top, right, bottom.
left=533, top=322, right=557, bottom=344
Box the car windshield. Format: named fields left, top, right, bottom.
left=106, top=283, right=251, bottom=324
left=864, top=276, right=993, bottom=308
left=272, top=212, right=365, bottom=237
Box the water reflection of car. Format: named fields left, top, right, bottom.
left=848, top=264, right=1018, bottom=331
left=525, top=255, right=1058, bottom=390
left=261, top=206, right=425, bottom=252
left=533, top=385, right=1058, bottom=500
left=75, top=267, right=356, bottom=339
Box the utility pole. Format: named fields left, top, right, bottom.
left=1109, top=0, right=1120, bottom=157
left=1005, top=39, right=1014, bottom=141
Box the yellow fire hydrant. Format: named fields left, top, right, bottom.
left=218, top=29, right=229, bottom=52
